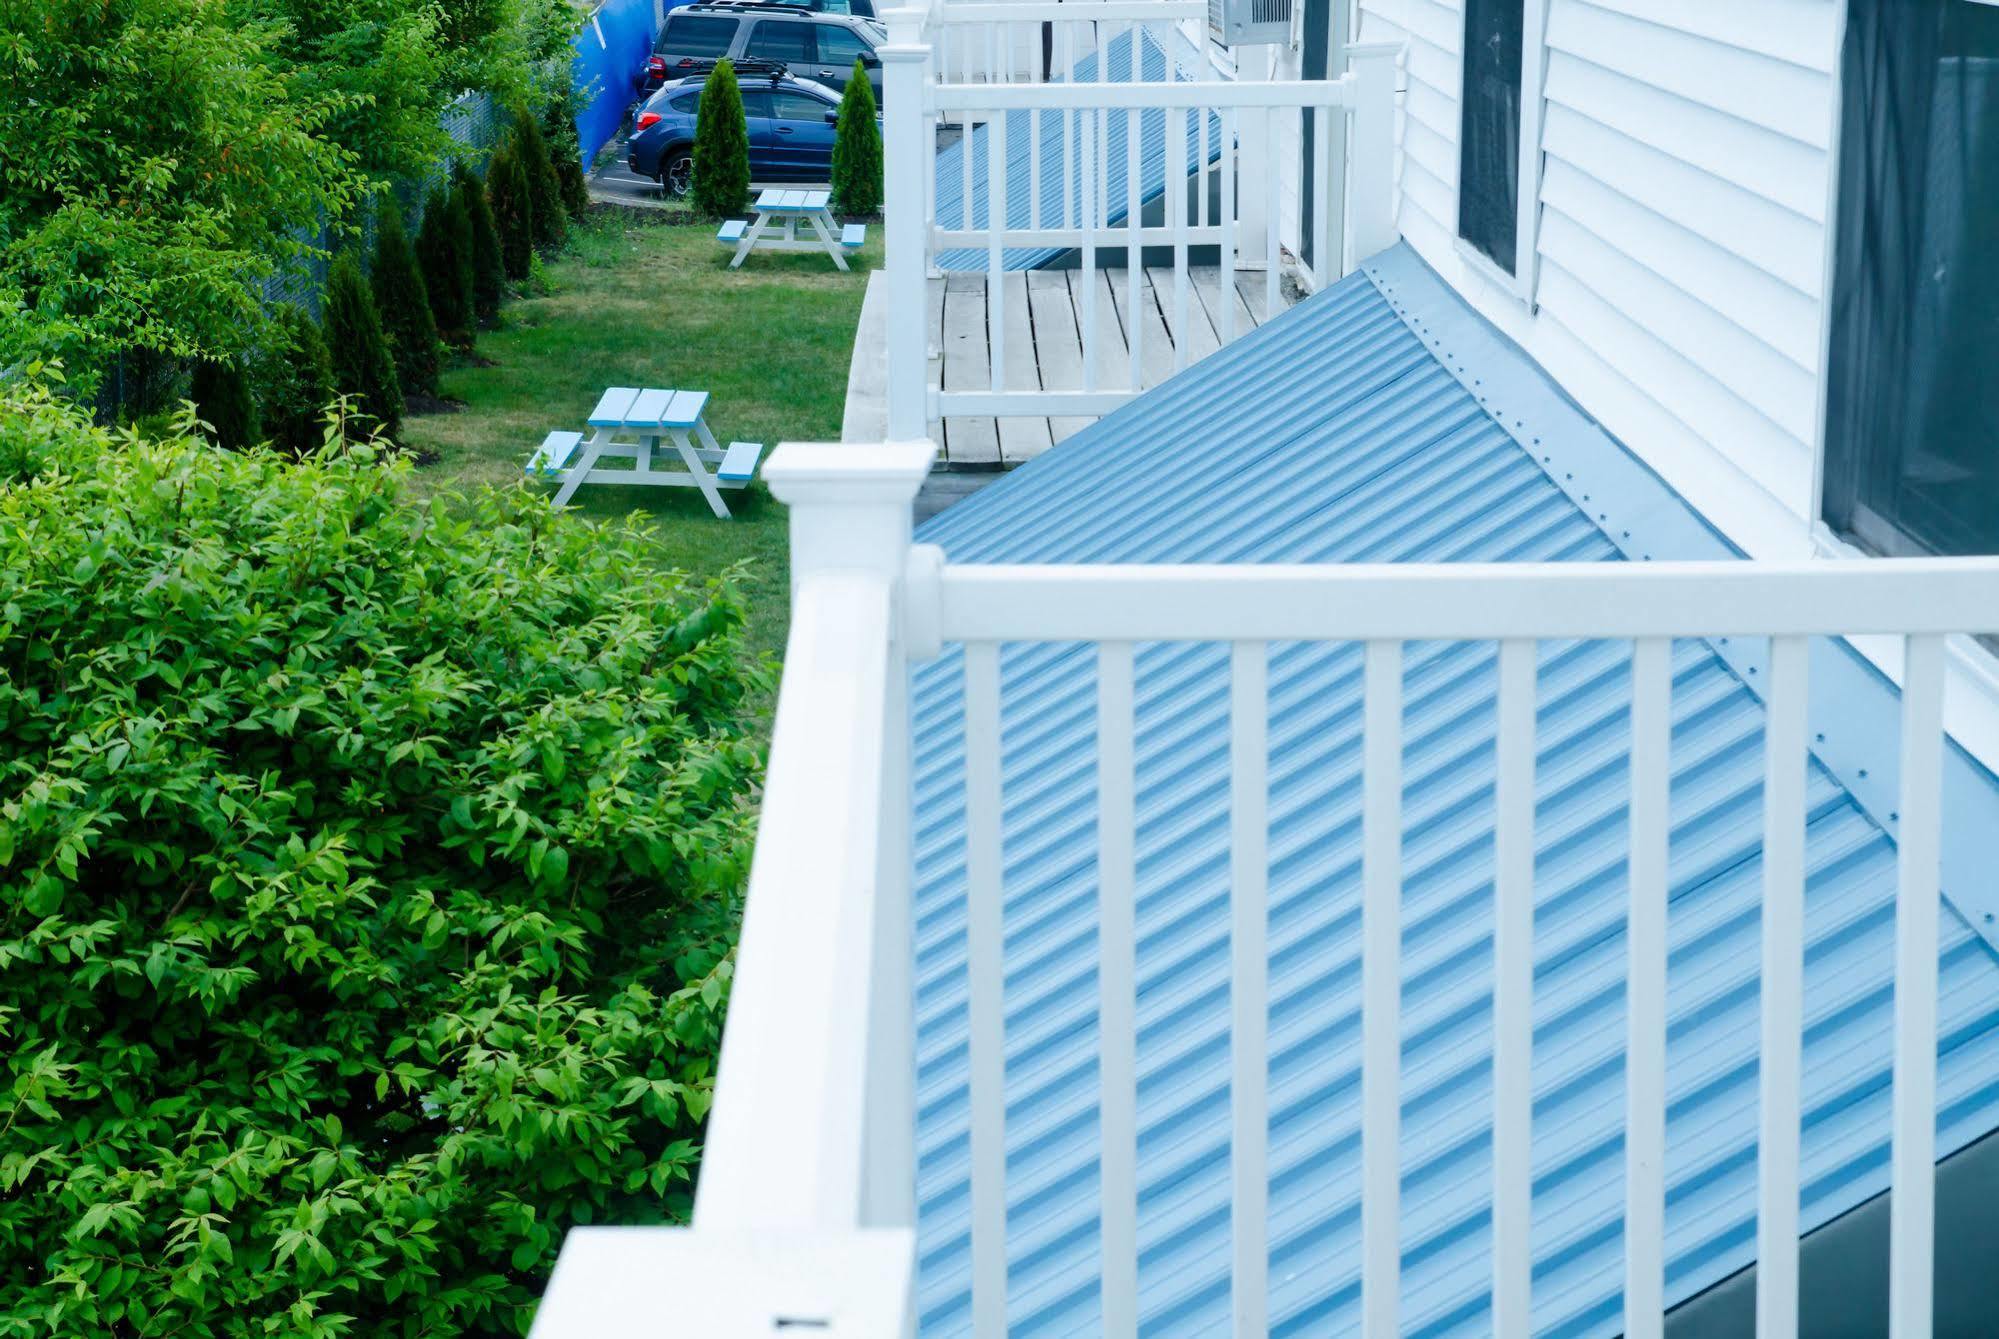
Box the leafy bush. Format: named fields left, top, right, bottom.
left=323, top=252, right=404, bottom=439
left=544, top=97, right=592, bottom=219
left=456, top=163, right=505, bottom=324
left=691, top=61, right=751, bottom=219
left=830, top=60, right=883, bottom=217
left=514, top=113, right=568, bottom=252
left=370, top=203, right=442, bottom=398
left=0, top=0, right=347, bottom=398
left=189, top=355, right=260, bottom=450
left=488, top=144, right=536, bottom=283
left=0, top=384, right=765, bottom=1337
left=257, top=304, right=337, bottom=456
left=416, top=185, right=475, bottom=346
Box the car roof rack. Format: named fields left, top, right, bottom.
left=683, top=1, right=830, bottom=12
left=675, top=56, right=791, bottom=81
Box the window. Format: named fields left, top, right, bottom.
left=747, top=19, right=814, bottom=62
left=669, top=91, right=702, bottom=114
left=770, top=90, right=831, bottom=120
left=739, top=89, right=773, bottom=118
left=662, top=15, right=736, bottom=57
left=1823, top=0, right=1999, bottom=558
left=1458, top=0, right=1525, bottom=275
left=817, top=25, right=871, bottom=67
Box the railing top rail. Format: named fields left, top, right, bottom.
left=921, top=555, right=1999, bottom=643
left=928, top=0, right=1206, bottom=22
left=928, top=74, right=1358, bottom=111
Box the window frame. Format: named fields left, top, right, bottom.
left=1452, top=0, right=1552, bottom=304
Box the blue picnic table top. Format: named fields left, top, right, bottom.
left=754, top=188, right=832, bottom=214
left=586, top=385, right=710, bottom=429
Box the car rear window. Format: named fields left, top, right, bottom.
left=661, top=15, right=737, bottom=56
left=669, top=91, right=701, bottom=113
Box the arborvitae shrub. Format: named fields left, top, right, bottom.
left=545, top=96, right=592, bottom=218
left=0, top=381, right=762, bottom=1337
left=257, top=304, right=336, bottom=454
left=371, top=203, right=441, bottom=398
left=691, top=60, right=751, bottom=219
left=416, top=185, right=475, bottom=346
left=829, top=59, right=883, bottom=217
left=323, top=252, right=404, bottom=439
left=488, top=144, right=535, bottom=282
left=514, top=113, right=567, bottom=251
left=456, top=163, right=504, bottom=324
left=189, top=354, right=259, bottom=450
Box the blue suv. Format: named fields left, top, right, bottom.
left=629, top=67, right=857, bottom=198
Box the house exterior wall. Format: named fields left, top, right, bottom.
left=1355, top=0, right=1844, bottom=560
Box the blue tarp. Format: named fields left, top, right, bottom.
left=572, top=0, right=657, bottom=168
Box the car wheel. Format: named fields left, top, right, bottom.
left=663, top=152, right=694, bottom=199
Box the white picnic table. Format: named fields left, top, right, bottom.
left=525, top=387, right=763, bottom=519
left=722, top=189, right=864, bottom=271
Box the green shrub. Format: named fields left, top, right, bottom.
left=456, top=163, right=505, bottom=324
left=489, top=144, right=536, bottom=283
left=416, top=185, right=475, bottom=346
left=829, top=60, right=883, bottom=217
left=370, top=202, right=442, bottom=398
left=691, top=60, right=751, bottom=219
left=0, top=383, right=765, bottom=1337
left=256, top=304, right=337, bottom=455
left=514, top=112, right=568, bottom=252
left=189, top=353, right=260, bottom=450
left=323, top=252, right=404, bottom=439
left=543, top=93, right=592, bottom=219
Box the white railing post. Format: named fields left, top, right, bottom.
left=530, top=441, right=935, bottom=1338
left=1235, top=45, right=1272, bottom=271
left=883, top=13, right=933, bottom=442
left=1344, top=41, right=1400, bottom=268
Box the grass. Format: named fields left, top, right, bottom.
left=402, top=204, right=882, bottom=665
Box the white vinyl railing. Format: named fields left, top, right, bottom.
left=878, top=3, right=1399, bottom=438
left=536, top=446, right=1995, bottom=1337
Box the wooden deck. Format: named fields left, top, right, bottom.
left=843, top=266, right=1295, bottom=466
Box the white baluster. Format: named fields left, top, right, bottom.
left=1098, top=642, right=1139, bottom=1339
left=1231, top=641, right=1269, bottom=1338
left=1625, top=638, right=1672, bottom=1339
left=1361, top=640, right=1403, bottom=1339
left=964, top=640, right=1007, bottom=1339
left=1757, top=635, right=1808, bottom=1339
left=1492, top=638, right=1538, bottom=1339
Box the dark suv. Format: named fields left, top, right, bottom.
left=630, top=67, right=867, bottom=196
left=640, top=3, right=884, bottom=102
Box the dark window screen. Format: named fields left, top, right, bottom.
left=1458, top=0, right=1524, bottom=274
left=1823, top=1, right=1999, bottom=558
left=747, top=20, right=814, bottom=61
left=662, top=15, right=736, bottom=57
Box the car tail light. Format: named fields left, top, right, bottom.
left=676, top=57, right=696, bottom=67
left=647, top=55, right=666, bottom=77
left=635, top=111, right=662, bottom=131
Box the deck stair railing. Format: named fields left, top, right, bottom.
left=879, top=2, right=1400, bottom=440
left=533, top=444, right=1997, bottom=1337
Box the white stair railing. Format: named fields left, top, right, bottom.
left=879, top=3, right=1400, bottom=438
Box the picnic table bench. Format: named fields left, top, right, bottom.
left=717, top=189, right=865, bottom=271
left=525, top=386, right=763, bottom=518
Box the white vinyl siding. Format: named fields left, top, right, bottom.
left=1357, top=0, right=1844, bottom=547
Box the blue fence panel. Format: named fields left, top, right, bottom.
left=572, top=0, right=658, bottom=167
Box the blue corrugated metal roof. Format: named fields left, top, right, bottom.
left=907, top=245, right=1999, bottom=1335
left=933, top=26, right=1218, bottom=272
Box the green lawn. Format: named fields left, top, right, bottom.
left=403, top=205, right=881, bottom=665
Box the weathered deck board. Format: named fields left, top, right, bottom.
left=842, top=267, right=1296, bottom=458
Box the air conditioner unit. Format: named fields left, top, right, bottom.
left=1208, top=0, right=1291, bottom=46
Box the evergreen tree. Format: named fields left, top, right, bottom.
left=488, top=144, right=535, bottom=282
left=190, top=355, right=259, bottom=451
left=456, top=162, right=504, bottom=324
left=323, top=252, right=403, bottom=440
left=545, top=95, right=592, bottom=219
left=370, top=202, right=442, bottom=398
left=514, top=113, right=567, bottom=251
left=829, top=59, right=883, bottom=217
left=416, top=184, right=475, bottom=345
left=691, top=60, right=751, bottom=219
left=258, top=305, right=336, bottom=455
